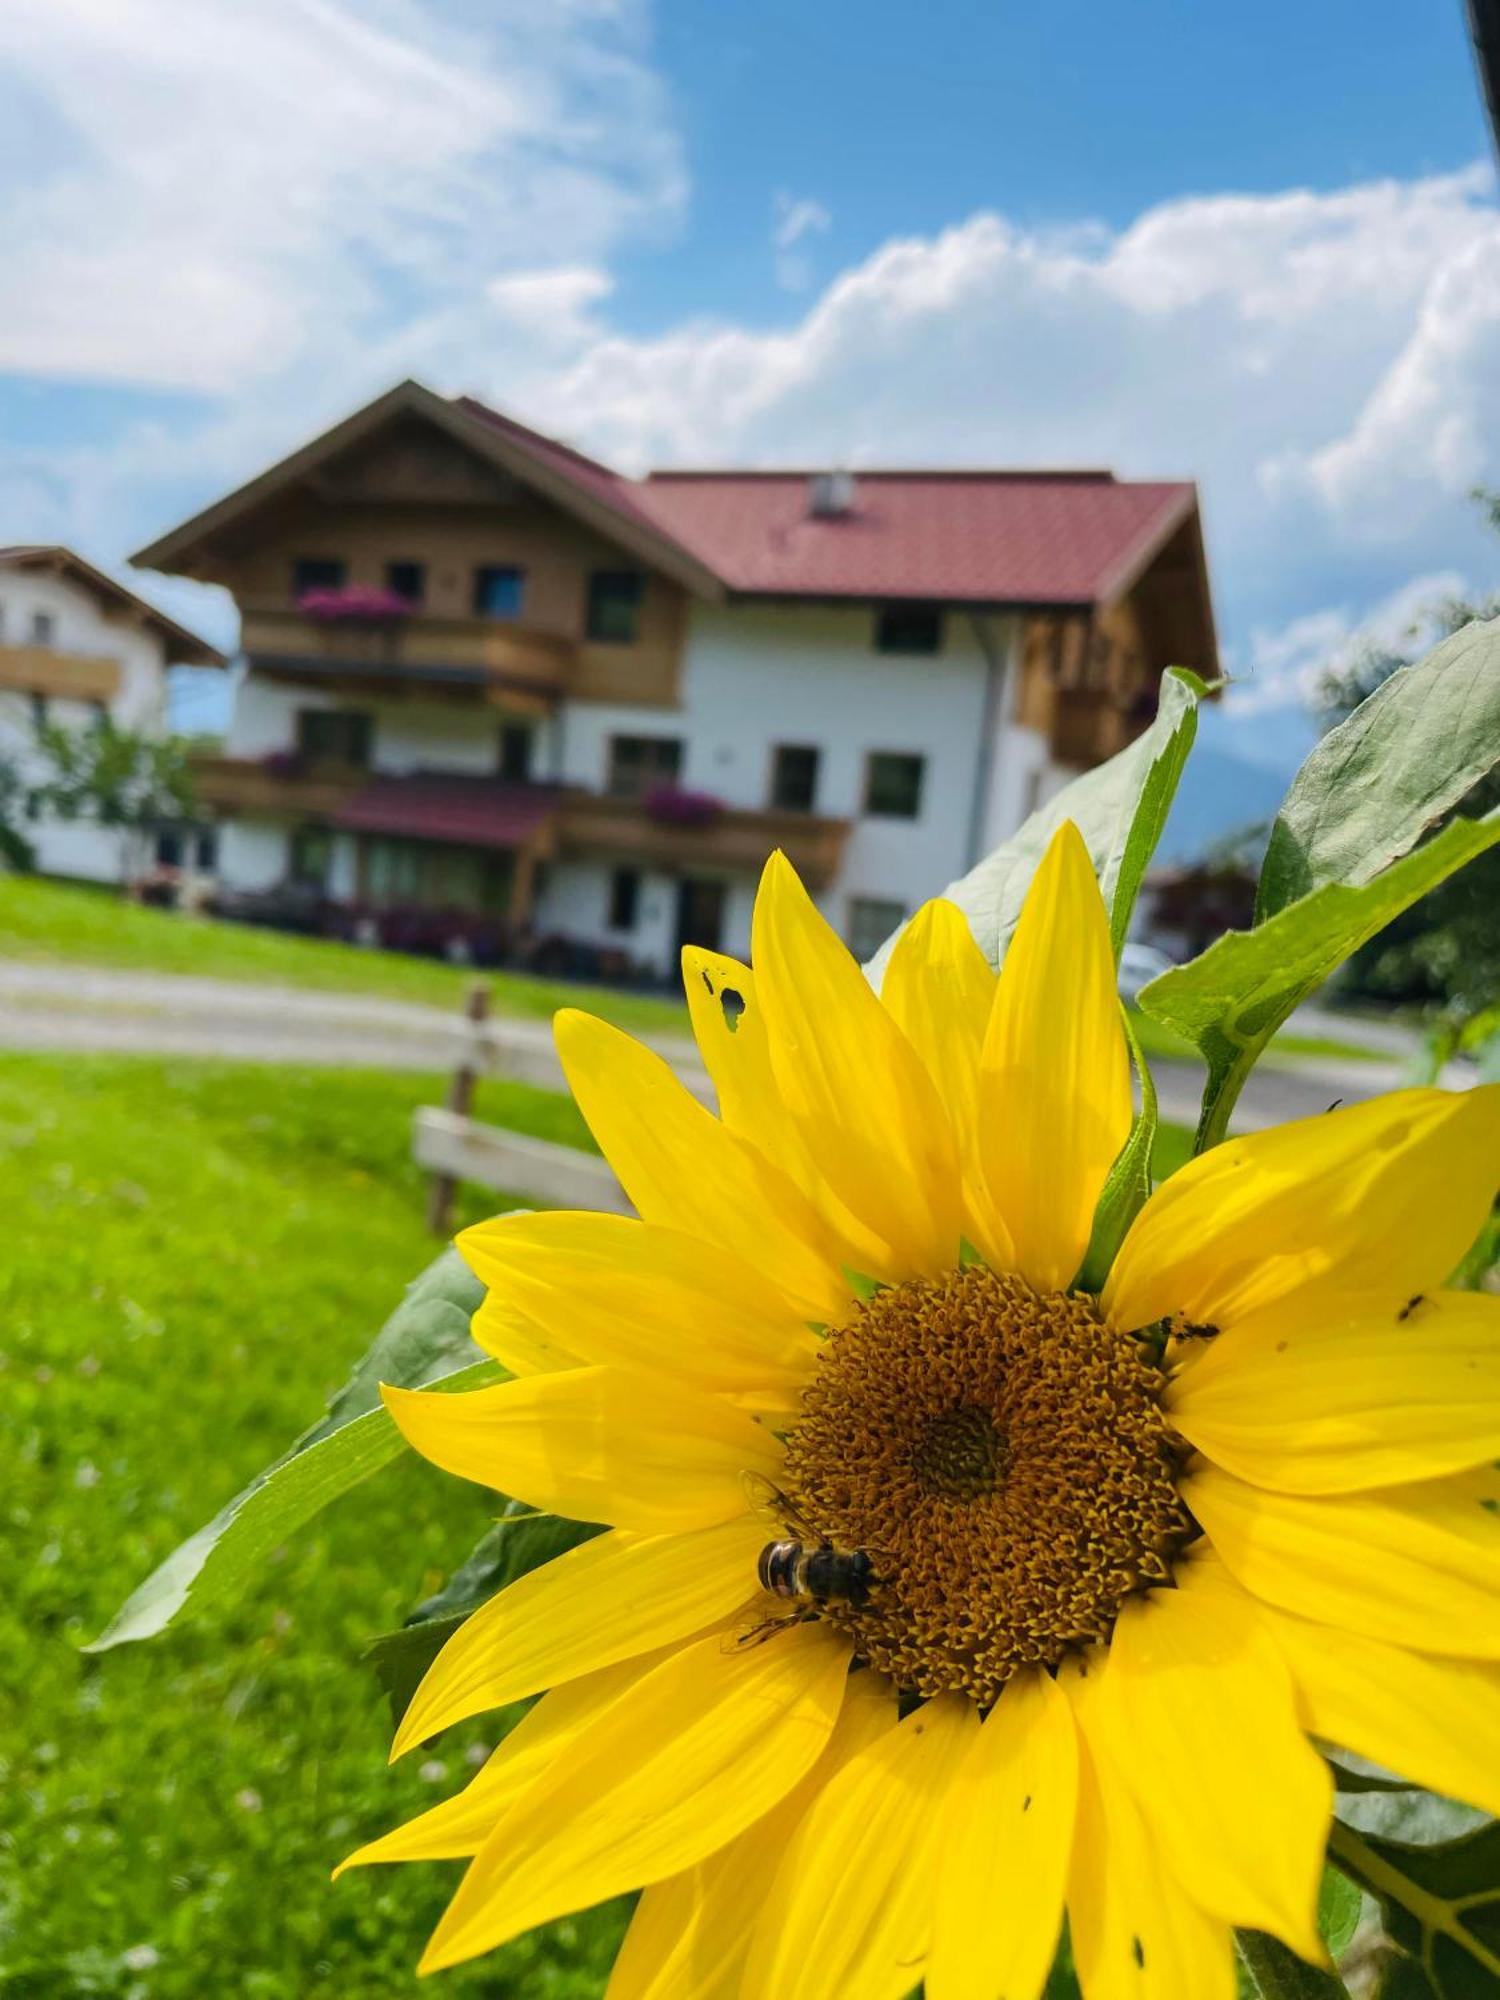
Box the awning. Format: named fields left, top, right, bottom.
left=332, top=775, right=562, bottom=851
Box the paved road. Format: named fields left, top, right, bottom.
left=0, top=958, right=1467, bottom=1133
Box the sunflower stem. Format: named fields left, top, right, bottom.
left=1235, top=1931, right=1352, bottom=1999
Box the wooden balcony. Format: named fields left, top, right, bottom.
left=239, top=608, right=575, bottom=709
left=1049, top=693, right=1139, bottom=768
left=558, top=792, right=851, bottom=888
left=0, top=643, right=121, bottom=703
left=190, top=753, right=364, bottom=817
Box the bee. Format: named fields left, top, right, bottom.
left=727, top=1476, right=877, bottom=1652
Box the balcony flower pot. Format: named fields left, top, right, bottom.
left=641, top=782, right=725, bottom=828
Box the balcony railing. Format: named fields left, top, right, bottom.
left=191, top=753, right=365, bottom=817
left=558, top=792, right=850, bottom=888
left=239, top=608, right=576, bottom=698
left=0, top=643, right=121, bottom=703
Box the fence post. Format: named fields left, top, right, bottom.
left=426, top=979, right=491, bottom=1236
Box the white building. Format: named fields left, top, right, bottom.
left=131, top=381, right=1216, bottom=976
left=0, top=545, right=225, bottom=883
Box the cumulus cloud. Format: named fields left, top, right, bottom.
left=772, top=194, right=832, bottom=291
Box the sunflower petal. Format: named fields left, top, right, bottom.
left=340, top=1648, right=673, bottom=1872
left=1189, top=1459, right=1500, bottom=1658
left=1091, top=1567, right=1330, bottom=1958
left=881, top=898, right=1012, bottom=1269
left=1064, top=1658, right=1236, bottom=2000
left=391, top=1520, right=769, bottom=1758
left=750, top=850, right=964, bottom=1281
left=927, top=1668, right=1077, bottom=2000
left=1105, top=1085, right=1500, bottom=1334
left=1246, top=1589, right=1500, bottom=1820
left=555, top=1008, right=849, bottom=1322
left=469, top=1292, right=580, bottom=1375
left=1168, top=1290, right=1500, bottom=1493
left=418, top=1623, right=853, bottom=1974
left=976, top=820, right=1132, bottom=1293
left=458, top=1211, right=819, bottom=1401
left=606, top=1670, right=899, bottom=2000
left=381, top=1368, right=782, bottom=1533
left=740, top=1692, right=979, bottom=2000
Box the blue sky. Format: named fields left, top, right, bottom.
left=0, top=0, right=1496, bottom=787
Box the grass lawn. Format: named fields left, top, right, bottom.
left=1, top=1043, right=1195, bottom=1996
left=0, top=877, right=691, bottom=1038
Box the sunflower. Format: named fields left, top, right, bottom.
left=344, top=822, right=1500, bottom=1998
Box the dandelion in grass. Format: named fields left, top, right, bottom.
left=343, top=821, right=1500, bottom=1999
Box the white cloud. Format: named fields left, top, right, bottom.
left=0, top=0, right=684, bottom=393
left=772, top=193, right=831, bottom=291
left=487, top=267, right=615, bottom=349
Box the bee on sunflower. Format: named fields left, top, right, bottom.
left=343, top=821, right=1500, bottom=1999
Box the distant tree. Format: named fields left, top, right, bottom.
left=31, top=715, right=195, bottom=886
left=1310, top=487, right=1500, bottom=1022
left=0, top=752, right=35, bottom=872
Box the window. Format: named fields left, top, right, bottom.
left=195, top=828, right=219, bottom=871
left=770, top=744, right=820, bottom=813
left=154, top=829, right=183, bottom=867
left=28, top=691, right=48, bottom=732
left=586, top=570, right=644, bottom=645
left=607, top=734, right=683, bottom=797
left=30, top=610, right=55, bottom=645
left=609, top=867, right=641, bottom=931
left=474, top=565, right=526, bottom=618
left=89, top=699, right=108, bottom=727
left=875, top=604, right=944, bottom=655
left=498, top=722, right=533, bottom=783
left=289, top=825, right=333, bottom=889
left=847, top=896, right=906, bottom=960
left=864, top=751, right=925, bottom=819
left=292, top=556, right=346, bottom=596
left=296, top=707, right=373, bottom=767
left=386, top=560, right=426, bottom=605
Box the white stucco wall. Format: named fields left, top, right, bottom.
left=0, top=565, right=176, bottom=883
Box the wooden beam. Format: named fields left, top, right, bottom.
left=413, top=1106, right=632, bottom=1215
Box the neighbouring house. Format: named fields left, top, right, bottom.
left=0, top=544, right=227, bottom=883
left=129, top=379, right=1217, bottom=977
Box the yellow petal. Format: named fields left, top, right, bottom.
left=681, top=947, right=893, bottom=1281
left=927, top=1668, right=1077, bottom=2000
left=881, top=898, right=1013, bottom=1269
left=1064, top=1657, right=1236, bottom=2000
left=1189, top=1459, right=1500, bottom=1658
left=391, top=1519, right=769, bottom=1758
left=606, top=1669, right=899, bottom=2000
left=1168, top=1290, right=1500, bottom=1494
left=750, top=850, right=964, bottom=1281
left=555, top=1008, right=849, bottom=1323
left=1091, top=1567, right=1330, bottom=1958
left=976, top=820, right=1132, bottom=1293
left=339, top=1647, right=674, bottom=1872
left=740, top=1692, right=979, bottom=2000
left=1105, top=1085, right=1500, bottom=1334
left=1230, top=1582, right=1500, bottom=1821
left=459, top=1210, right=819, bottom=1404
left=381, top=1368, right=782, bottom=1533
left=419, top=1622, right=853, bottom=1974
left=469, top=1291, right=580, bottom=1376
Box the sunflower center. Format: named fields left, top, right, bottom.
left=780, top=1265, right=1192, bottom=1704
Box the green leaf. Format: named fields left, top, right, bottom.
left=365, top=1501, right=603, bottom=1726
left=1329, top=1759, right=1424, bottom=1796
left=1140, top=812, right=1500, bottom=1149
left=1321, top=1865, right=1364, bottom=1959
left=1077, top=1007, right=1158, bottom=1292
left=1258, top=618, right=1500, bottom=921
left=1331, top=1816, right=1500, bottom=1998
left=866, top=666, right=1208, bottom=978
left=88, top=1249, right=490, bottom=1650
left=1236, top=1932, right=1353, bottom=1999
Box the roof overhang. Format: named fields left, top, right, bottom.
left=0, top=544, right=226, bottom=665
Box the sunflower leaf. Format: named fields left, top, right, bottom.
left=1138, top=810, right=1500, bottom=1149
left=1236, top=1930, right=1354, bottom=1998
left=1330, top=1815, right=1500, bottom=1999
left=1077, top=1006, right=1158, bottom=1290
left=88, top=1248, right=491, bottom=1650
left=865, top=664, right=1208, bottom=980
left=1257, top=617, right=1500, bottom=921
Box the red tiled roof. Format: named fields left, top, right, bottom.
left=631, top=472, right=1194, bottom=606
left=333, top=775, right=560, bottom=850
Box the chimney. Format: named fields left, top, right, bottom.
left=808, top=469, right=856, bottom=518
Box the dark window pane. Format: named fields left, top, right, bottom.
left=386, top=560, right=426, bottom=604
left=607, top=734, right=683, bottom=797
left=609, top=867, right=641, bottom=930
left=474, top=565, right=525, bottom=618
left=875, top=604, right=943, bottom=655
left=292, top=556, right=347, bottom=596
left=498, top=722, right=533, bottom=782
left=296, top=708, right=373, bottom=768
left=864, top=751, right=925, bottom=819
left=771, top=744, right=819, bottom=812
left=195, top=828, right=218, bottom=870
left=31, top=610, right=55, bottom=645
left=847, top=897, right=906, bottom=959
left=586, top=571, right=644, bottom=644
left=289, top=825, right=333, bottom=889
left=28, top=691, right=48, bottom=732
left=155, top=829, right=183, bottom=867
